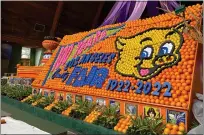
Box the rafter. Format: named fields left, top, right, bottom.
left=92, top=1, right=105, bottom=28
left=50, top=1, right=64, bottom=36
left=2, top=34, right=42, bottom=48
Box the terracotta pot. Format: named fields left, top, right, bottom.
left=42, top=40, right=59, bottom=51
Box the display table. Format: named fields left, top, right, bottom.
left=1, top=117, right=50, bottom=134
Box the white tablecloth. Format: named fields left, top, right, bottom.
left=1, top=117, right=50, bottom=134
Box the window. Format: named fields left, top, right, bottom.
left=21, top=47, right=31, bottom=59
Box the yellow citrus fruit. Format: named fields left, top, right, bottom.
left=166, top=123, right=172, bottom=129
left=178, top=125, right=185, bottom=132
left=172, top=124, right=179, bottom=131
left=170, top=129, right=178, bottom=135
left=177, top=131, right=183, bottom=134
left=163, top=128, right=170, bottom=134
left=122, top=129, right=127, bottom=134
left=179, top=122, right=185, bottom=127
left=120, top=124, right=125, bottom=128
left=118, top=128, right=122, bottom=132
left=114, top=126, right=118, bottom=131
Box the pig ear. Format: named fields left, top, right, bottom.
left=174, top=20, right=190, bottom=33
left=116, top=37, right=126, bottom=50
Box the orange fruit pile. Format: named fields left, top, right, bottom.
left=84, top=110, right=102, bottom=123
left=163, top=122, right=185, bottom=135
left=114, top=115, right=135, bottom=133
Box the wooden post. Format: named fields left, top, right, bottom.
left=91, top=2, right=105, bottom=29
left=50, top=1, right=64, bottom=37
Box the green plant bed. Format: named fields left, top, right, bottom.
left=1, top=84, right=32, bottom=101
left=2, top=96, right=120, bottom=134
left=69, top=100, right=96, bottom=120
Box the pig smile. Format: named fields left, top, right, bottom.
left=137, top=66, right=158, bottom=77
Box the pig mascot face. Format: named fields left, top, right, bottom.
left=115, top=21, right=187, bottom=80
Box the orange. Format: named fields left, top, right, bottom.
left=120, top=124, right=126, bottom=128
left=160, top=100, right=164, bottom=104
left=176, top=102, right=182, bottom=107
left=163, top=128, right=170, bottom=134
left=122, top=129, right=126, bottom=133
left=175, top=90, right=181, bottom=95
left=182, top=103, right=188, bottom=108
left=171, top=101, right=176, bottom=106
left=177, top=131, right=183, bottom=134
left=185, top=86, right=190, bottom=92
left=170, top=129, right=178, bottom=135
left=166, top=123, right=172, bottom=129
left=118, top=127, right=122, bottom=132
left=114, top=126, right=118, bottom=131
left=179, top=122, right=185, bottom=127
left=155, top=99, right=159, bottom=104
left=179, top=97, right=186, bottom=103
left=178, top=125, right=185, bottom=132
left=172, top=94, right=177, bottom=98
left=172, top=124, right=179, bottom=131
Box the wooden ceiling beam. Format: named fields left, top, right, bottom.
left=50, top=1, right=64, bottom=37
left=21, top=1, right=55, bottom=13
left=2, top=8, right=53, bottom=26
left=1, top=34, right=42, bottom=48
left=92, top=1, right=105, bottom=28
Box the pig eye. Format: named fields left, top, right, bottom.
left=159, top=42, right=174, bottom=55
left=140, top=46, right=153, bottom=59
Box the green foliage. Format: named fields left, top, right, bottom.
left=51, top=100, right=71, bottom=114
left=1, top=78, right=8, bottom=86
left=1, top=84, right=32, bottom=101
left=93, top=105, right=121, bottom=129
left=35, top=96, right=55, bottom=108
left=127, top=116, right=165, bottom=135
left=70, top=100, right=96, bottom=120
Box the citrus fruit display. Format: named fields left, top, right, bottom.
left=84, top=110, right=102, bottom=123
left=163, top=122, right=186, bottom=135
left=114, top=115, right=135, bottom=133
left=29, top=4, right=202, bottom=132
